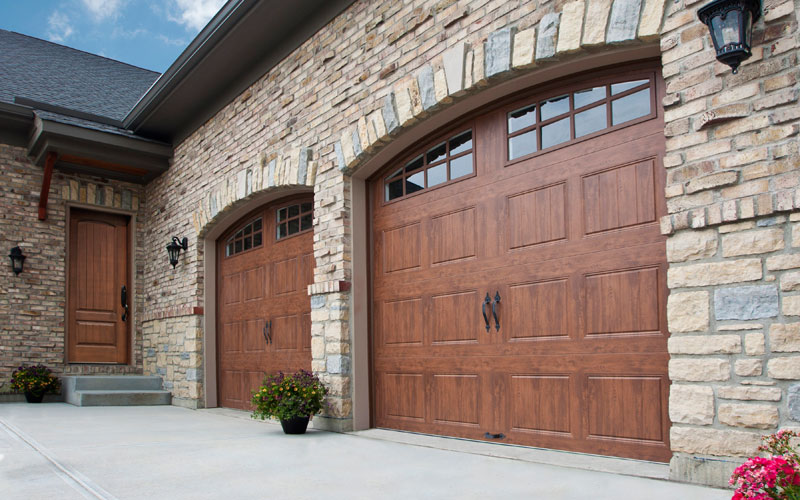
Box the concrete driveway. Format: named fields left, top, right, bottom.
left=0, top=403, right=731, bottom=500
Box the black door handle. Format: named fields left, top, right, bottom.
left=263, top=320, right=272, bottom=345
left=121, top=285, right=128, bottom=322
left=492, top=291, right=501, bottom=332
left=482, top=293, right=491, bottom=332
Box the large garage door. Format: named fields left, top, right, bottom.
left=370, top=65, right=671, bottom=462
left=217, top=196, right=314, bottom=410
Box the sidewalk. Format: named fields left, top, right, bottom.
left=0, top=404, right=731, bottom=500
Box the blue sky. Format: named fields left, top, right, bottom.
left=0, top=0, right=227, bottom=73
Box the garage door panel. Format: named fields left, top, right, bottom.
left=586, top=375, right=666, bottom=443
left=382, top=222, right=422, bottom=273
left=582, top=159, right=658, bottom=235
left=509, top=375, right=572, bottom=435
left=507, top=279, right=570, bottom=340
left=380, top=297, right=424, bottom=346
left=272, top=314, right=300, bottom=351
left=584, top=266, right=661, bottom=337
left=432, top=374, right=481, bottom=427
left=273, top=257, right=298, bottom=295
left=243, top=318, right=267, bottom=352
left=507, top=183, right=567, bottom=249
left=431, top=207, right=478, bottom=265
left=243, top=265, right=267, bottom=302
left=380, top=372, right=425, bottom=422
left=223, top=273, right=241, bottom=305
left=431, top=290, right=481, bottom=344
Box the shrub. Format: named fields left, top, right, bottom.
left=10, top=364, right=61, bottom=396
left=251, top=370, right=328, bottom=421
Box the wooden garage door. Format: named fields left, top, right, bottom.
left=370, top=65, right=671, bottom=462
left=217, top=196, right=314, bottom=410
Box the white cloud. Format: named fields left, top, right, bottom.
left=81, top=0, right=125, bottom=21
left=168, top=0, right=226, bottom=32
left=157, top=33, right=189, bottom=47
left=46, top=11, right=74, bottom=43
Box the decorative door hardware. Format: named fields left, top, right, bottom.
left=482, top=293, right=491, bottom=332
left=492, top=291, right=501, bottom=331
left=120, top=285, right=128, bottom=322
left=263, top=320, right=272, bottom=345
left=484, top=432, right=505, bottom=439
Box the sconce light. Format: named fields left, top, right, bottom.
left=698, top=0, right=761, bottom=74
left=166, top=237, right=188, bottom=268
left=8, top=246, right=25, bottom=275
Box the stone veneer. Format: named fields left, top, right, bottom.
left=0, top=143, right=146, bottom=385
left=1, top=0, right=796, bottom=489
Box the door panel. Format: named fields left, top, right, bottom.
left=68, top=209, right=130, bottom=364
left=217, top=196, right=314, bottom=410
left=370, top=65, right=670, bottom=462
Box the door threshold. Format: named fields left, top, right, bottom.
left=351, top=428, right=669, bottom=481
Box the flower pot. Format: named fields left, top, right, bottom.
left=280, top=416, right=310, bottom=434
left=24, top=392, right=44, bottom=403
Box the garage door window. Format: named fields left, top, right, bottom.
left=225, top=217, right=263, bottom=257
left=277, top=202, right=313, bottom=240
left=508, top=76, right=653, bottom=161
left=385, top=129, right=474, bottom=202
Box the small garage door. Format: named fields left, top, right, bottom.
left=217, top=196, right=314, bottom=410
left=370, top=65, right=671, bottom=462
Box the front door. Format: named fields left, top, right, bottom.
left=67, top=208, right=130, bottom=363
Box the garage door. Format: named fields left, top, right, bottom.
left=217, top=196, right=314, bottom=410
left=370, top=65, right=671, bottom=462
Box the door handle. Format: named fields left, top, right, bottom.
left=482, top=293, right=491, bottom=332
left=492, top=291, right=501, bottom=332
left=263, top=320, right=272, bottom=345
left=120, top=285, right=128, bottom=322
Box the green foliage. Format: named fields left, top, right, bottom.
left=251, top=370, right=328, bottom=421
left=10, top=364, right=60, bottom=396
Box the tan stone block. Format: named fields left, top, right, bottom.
left=670, top=427, right=761, bottom=456
left=793, top=224, right=800, bottom=247
left=639, top=0, right=666, bottom=39
left=722, top=228, right=784, bottom=257
left=716, top=385, right=781, bottom=401
left=667, top=291, right=710, bottom=333
left=712, top=82, right=759, bottom=107
left=666, top=229, right=717, bottom=262
left=767, top=356, right=800, bottom=378
left=668, top=335, right=740, bottom=354
left=685, top=171, right=738, bottom=194
left=719, top=323, right=763, bottom=331
left=512, top=27, right=536, bottom=68
left=556, top=1, right=583, bottom=53
left=667, top=259, right=762, bottom=288
left=744, top=332, right=765, bottom=355
left=669, top=385, right=714, bottom=424
left=433, top=68, right=450, bottom=104
left=311, top=360, right=326, bottom=372
left=582, top=0, right=611, bottom=45
left=735, top=359, right=762, bottom=376
left=781, top=272, right=800, bottom=292
left=669, top=358, right=730, bottom=381
left=767, top=254, right=800, bottom=271
left=769, top=323, right=800, bottom=352
left=718, top=403, right=779, bottom=429
left=783, top=296, right=800, bottom=316
left=311, top=337, right=325, bottom=360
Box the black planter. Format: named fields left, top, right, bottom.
left=24, top=392, right=44, bottom=403
left=280, top=416, right=310, bottom=434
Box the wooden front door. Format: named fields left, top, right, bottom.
left=370, top=64, right=671, bottom=462
left=216, top=196, right=315, bottom=410
left=67, top=208, right=130, bottom=364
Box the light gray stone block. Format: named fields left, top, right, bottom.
left=334, top=142, right=345, bottom=171
left=121, top=190, right=132, bottom=210
left=789, top=384, right=800, bottom=421
left=417, top=65, right=437, bottom=110
left=298, top=148, right=311, bottom=184
left=267, top=159, right=276, bottom=187
left=352, top=129, right=363, bottom=157
left=607, top=0, right=643, bottom=42
left=715, top=285, right=779, bottom=320
left=486, top=28, right=514, bottom=77
left=311, top=294, right=327, bottom=309
left=186, top=369, right=202, bottom=381
left=382, top=94, right=400, bottom=134
left=327, top=355, right=351, bottom=374
left=443, top=42, right=466, bottom=95
left=209, top=192, right=218, bottom=217
left=536, top=13, right=560, bottom=61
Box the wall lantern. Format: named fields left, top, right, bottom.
left=8, top=246, right=26, bottom=275
left=166, top=237, right=188, bottom=268
left=697, top=0, right=761, bottom=74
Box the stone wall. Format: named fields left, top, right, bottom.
left=142, top=314, right=203, bottom=408
left=0, top=143, right=146, bottom=388
left=657, top=0, right=800, bottom=486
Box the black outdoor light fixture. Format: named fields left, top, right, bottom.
left=698, top=0, right=761, bottom=74
left=166, top=237, right=188, bottom=268
left=8, top=246, right=26, bottom=275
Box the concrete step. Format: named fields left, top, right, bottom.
left=70, top=390, right=172, bottom=407
left=64, top=375, right=164, bottom=391
left=62, top=376, right=171, bottom=407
